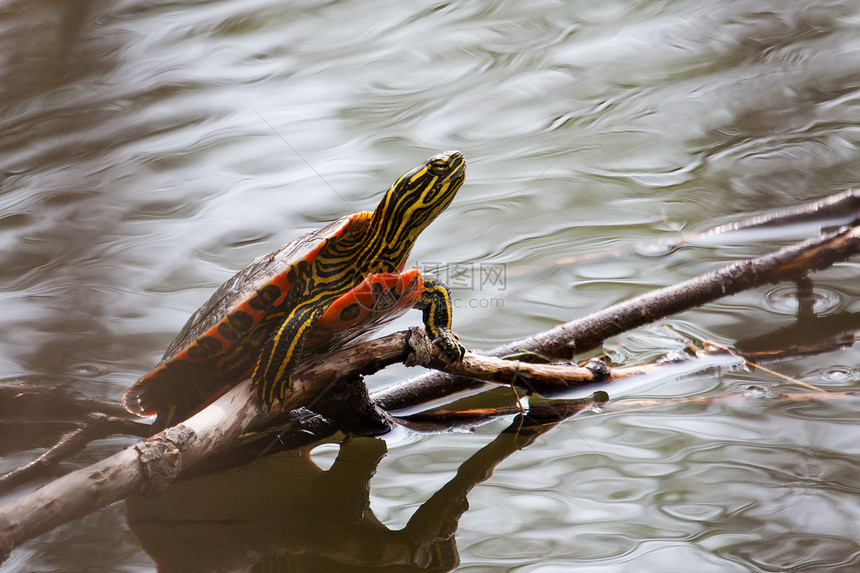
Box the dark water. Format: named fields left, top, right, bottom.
left=2, top=0, right=860, bottom=571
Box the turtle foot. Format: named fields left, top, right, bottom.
left=432, top=329, right=466, bottom=363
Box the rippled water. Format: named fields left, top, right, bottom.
left=2, top=0, right=860, bottom=571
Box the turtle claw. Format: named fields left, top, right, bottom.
left=432, top=330, right=465, bottom=363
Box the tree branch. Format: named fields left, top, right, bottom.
left=375, top=223, right=860, bottom=410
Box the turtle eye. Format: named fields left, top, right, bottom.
left=427, top=158, right=449, bottom=176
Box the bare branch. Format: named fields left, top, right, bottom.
left=375, top=224, right=860, bottom=410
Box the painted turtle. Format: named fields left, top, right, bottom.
left=123, top=151, right=466, bottom=426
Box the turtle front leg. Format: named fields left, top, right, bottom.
left=414, top=277, right=465, bottom=362
left=252, top=303, right=324, bottom=405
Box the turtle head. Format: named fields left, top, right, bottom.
left=371, top=150, right=466, bottom=254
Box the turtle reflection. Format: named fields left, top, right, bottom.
left=126, top=411, right=571, bottom=572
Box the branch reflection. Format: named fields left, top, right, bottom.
left=126, top=402, right=590, bottom=572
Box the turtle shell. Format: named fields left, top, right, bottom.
left=122, top=211, right=423, bottom=420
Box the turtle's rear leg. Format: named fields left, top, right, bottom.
left=252, top=303, right=324, bottom=405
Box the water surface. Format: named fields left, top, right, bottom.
left=2, top=0, right=860, bottom=571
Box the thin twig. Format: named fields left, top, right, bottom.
left=0, top=415, right=152, bottom=494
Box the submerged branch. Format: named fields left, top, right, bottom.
left=0, top=380, right=131, bottom=422
left=516, top=188, right=860, bottom=271
left=397, top=388, right=859, bottom=432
